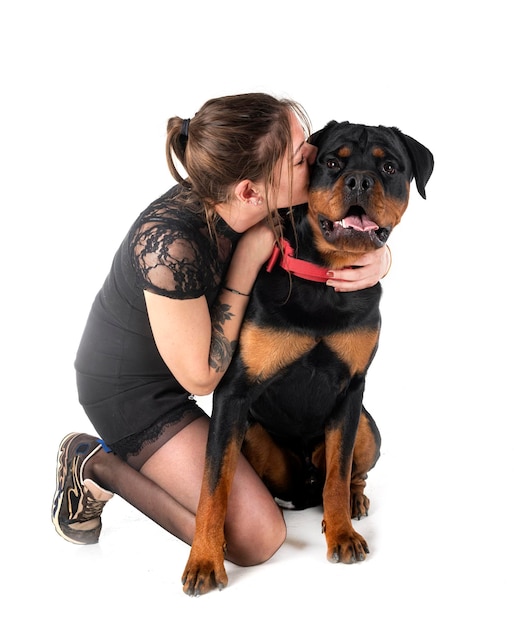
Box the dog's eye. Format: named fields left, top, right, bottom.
left=383, top=161, right=396, bottom=175
left=326, top=159, right=340, bottom=170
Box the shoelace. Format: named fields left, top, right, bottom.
left=80, top=492, right=107, bottom=520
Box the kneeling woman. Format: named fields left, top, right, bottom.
left=52, top=92, right=391, bottom=566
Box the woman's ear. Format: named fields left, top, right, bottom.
left=234, top=180, right=263, bottom=206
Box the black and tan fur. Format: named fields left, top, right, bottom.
left=182, top=121, right=434, bottom=595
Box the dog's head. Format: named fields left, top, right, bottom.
left=307, top=121, right=434, bottom=267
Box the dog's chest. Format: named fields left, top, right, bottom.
left=239, top=323, right=379, bottom=384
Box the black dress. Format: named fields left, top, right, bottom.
left=75, top=185, right=241, bottom=462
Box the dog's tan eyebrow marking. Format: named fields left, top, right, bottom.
left=372, top=147, right=386, bottom=158
left=338, top=146, right=352, bottom=158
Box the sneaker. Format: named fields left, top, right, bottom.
left=52, top=432, right=114, bottom=545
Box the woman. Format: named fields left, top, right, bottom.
left=52, top=93, right=391, bottom=567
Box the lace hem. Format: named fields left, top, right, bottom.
left=109, top=405, right=205, bottom=469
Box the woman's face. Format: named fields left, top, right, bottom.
left=274, top=112, right=317, bottom=209
left=221, top=112, right=318, bottom=232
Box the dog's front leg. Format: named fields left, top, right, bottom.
left=182, top=391, right=249, bottom=596
left=322, top=378, right=369, bottom=564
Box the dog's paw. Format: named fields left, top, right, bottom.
left=351, top=491, right=370, bottom=520
left=182, top=554, right=228, bottom=596
left=322, top=521, right=369, bottom=564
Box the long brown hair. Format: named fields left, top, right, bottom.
left=166, top=93, right=311, bottom=237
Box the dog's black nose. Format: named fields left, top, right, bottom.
left=345, top=173, right=374, bottom=192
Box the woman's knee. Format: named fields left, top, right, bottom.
left=225, top=505, right=286, bottom=567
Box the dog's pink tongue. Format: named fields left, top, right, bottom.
left=342, top=215, right=379, bottom=232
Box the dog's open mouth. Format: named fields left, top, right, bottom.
left=318, top=207, right=391, bottom=247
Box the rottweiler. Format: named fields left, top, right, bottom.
left=182, top=121, right=434, bottom=595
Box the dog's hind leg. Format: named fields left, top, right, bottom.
left=242, top=423, right=324, bottom=509
left=242, top=423, right=300, bottom=495
left=351, top=407, right=381, bottom=519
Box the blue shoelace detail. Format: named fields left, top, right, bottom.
left=97, top=439, right=112, bottom=453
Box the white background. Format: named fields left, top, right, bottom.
left=2, top=1, right=513, bottom=624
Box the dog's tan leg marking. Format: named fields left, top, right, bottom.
left=182, top=439, right=241, bottom=595
left=351, top=413, right=378, bottom=519
left=240, top=323, right=317, bottom=382
left=325, top=329, right=379, bottom=377
left=242, top=423, right=301, bottom=493
left=322, top=428, right=369, bottom=564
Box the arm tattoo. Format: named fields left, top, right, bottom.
left=209, top=302, right=238, bottom=373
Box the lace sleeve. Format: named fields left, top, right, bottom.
left=131, top=218, right=207, bottom=299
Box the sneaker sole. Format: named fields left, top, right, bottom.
left=51, top=432, right=101, bottom=545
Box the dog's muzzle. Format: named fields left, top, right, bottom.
left=318, top=210, right=391, bottom=247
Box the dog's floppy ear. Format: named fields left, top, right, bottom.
left=392, top=128, right=434, bottom=199
left=309, top=120, right=346, bottom=147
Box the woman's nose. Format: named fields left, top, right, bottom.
left=307, top=143, right=318, bottom=164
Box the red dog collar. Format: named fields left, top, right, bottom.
left=266, top=238, right=330, bottom=283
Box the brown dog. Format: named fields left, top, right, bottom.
left=182, top=121, right=434, bottom=595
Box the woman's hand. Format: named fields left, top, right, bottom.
left=326, top=245, right=392, bottom=292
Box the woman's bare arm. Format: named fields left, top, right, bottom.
left=144, top=221, right=275, bottom=395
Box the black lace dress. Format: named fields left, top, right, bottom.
left=75, top=185, right=241, bottom=465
